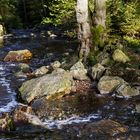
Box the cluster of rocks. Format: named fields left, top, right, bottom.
left=1, top=49, right=139, bottom=135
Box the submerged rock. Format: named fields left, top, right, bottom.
left=56, top=119, right=128, bottom=139
left=19, top=71, right=75, bottom=103
left=91, top=63, right=106, bottom=80
left=112, top=49, right=130, bottom=63
left=4, top=49, right=32, bottom=62
left=70, top=60, right=88, bottom=80
left=98, top=76, right=124, bottom=94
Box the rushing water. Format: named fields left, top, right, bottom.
left=0, top=34, right=140, bottom=139
left=0, top=62, right=17, bottom=112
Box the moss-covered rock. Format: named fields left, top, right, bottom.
left=19, top=71, right=75, bottom=103
left=112, top=49, right=130, bottom=63
left=91, top=63, right=106, bottom=80
left=70, top=60, right=88, bottom=80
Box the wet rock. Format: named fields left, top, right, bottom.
left=13, top=104, right=45, bottom=128
left=34, top=66, right=49, bottom=77
left=0, top=113, right=14, bottom=131
left=0, top=36, right=4, bottom=46
left=91, top=63, right=106, bottom=80
left=0, top=104, right=47, bottom=133
left=112, top=49, right=130, bottom=63
left=18, top=63, right=30, bottom=73
left=4, top=49, right=32, bottom=62
left=31, top=90, right=107, bottom=120
left=98, top=76, right=125, bottom=94
left=57, top=119, right=128, bottom=139
left=15, top=71, right=27, bottom=78
left=19, top=71, right=75, bottom=103
left=70, top=60, right=88, bottom=80
left=51, top=61, right=61, bottom=70
left=116, top=84, right=140, bottom=98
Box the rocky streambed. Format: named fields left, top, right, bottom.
left=0, top=33, right=140, bottom=139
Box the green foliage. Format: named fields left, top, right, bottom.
left=124, top=36, right=140, bottom=48
left=42, top=0, right=76, bottom=26
left=0, top=0, right=22, bottom=28
left=91, top=25, right=105, bottom=49
left=107, top=0, right=140, bottom=37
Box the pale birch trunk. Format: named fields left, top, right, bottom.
left=94, top=0, right=106, bottom=28
left=76, top=0, right=92, bottom=61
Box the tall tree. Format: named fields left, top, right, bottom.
left=76, top=0, right=92, bottom=61
left=76, top=0, right=107, bottom=61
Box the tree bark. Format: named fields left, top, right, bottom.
left=94, top=0, right=106, bottom=48
left=94, top=0, right=106, bottom=28
left=76, top=0, right=92, bottom=61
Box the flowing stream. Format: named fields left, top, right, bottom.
left=0, top=33, right=140, bottom=139
left=0, top=62, right=17, bottom=112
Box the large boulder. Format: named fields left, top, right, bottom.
left=19, top=71, right=75, bottom=103
left=112, top=49, right=130, bottom=63
left=4, top=49, right=32, bottom=62
left=98, top=76, right=124, bottom=94
left=91, top=63, right=106, bottom=80
left=70, top=60, right=88, bottom=80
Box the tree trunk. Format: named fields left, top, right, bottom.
left=94, top=0, right=106, bottom=28
left=76, top=0, right=92, bottom=61
left=93, top=0, right=106, bottom=49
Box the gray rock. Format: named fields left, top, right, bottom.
left=15, top=71, right=27, bottom=78
left=51, top=61, right=61, bottom=70
left=116, top=84, right=140, bottom=98
left=18, top=63, right=30, bottom=73
left=34, top=66, right=49, bottom=77
left=91, top=63, right=106, bottom=80
left=70, top=60, right=88, bottom=80
left=19, top=71, right=74, bottom=103
left=52, top=68, right=66, bottom=74
left=98, top=76, right=125, bottom=94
